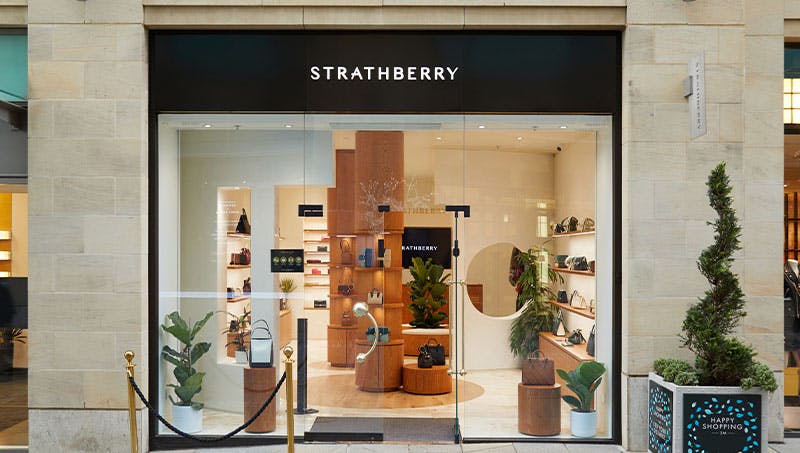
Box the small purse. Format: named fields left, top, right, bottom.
left=552, top=309, right=567, bottom=336
left=557, top=290, right=568, bottom=303
left=366, top=326, right=390, bottom=342
left=242, top=277, right=251, bottom=294
left=236, top=208, right=251, bottom=235
left=341, top=312, right=355, bottom=326
left=417, top=346, right=433, bottom=369
left=337, top=273, right=354, bottom=296
left=582, top=217, right=595, bottom=231
left=239, top=248, right=251, bottom=265
left=587, top=324, right=596, bottom=357
left=522, top=350, right=555, bottom=385
left=249, top=319, right=273, bottom=368
left=339, top=238, right=354, bottom=265
left=568, top=329, right=585, bottom=345
left=367, top=288, right=384, bottom=305
left=425, top=338, right=445, bottom=366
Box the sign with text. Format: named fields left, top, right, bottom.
left=648, top=380, right=673, bottom=453
left=270, top=249, right=304, bottom=273
left=682, top=393, right=761, bottom=453
left=688, top=52, right=707, bottom=140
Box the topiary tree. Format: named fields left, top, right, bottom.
left=656, top=162, right=776, bottom=391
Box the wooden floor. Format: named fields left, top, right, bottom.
left=0, top=371, right=27, bottom=447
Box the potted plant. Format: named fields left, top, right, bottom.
left=407, top=257, right=451, bottom=328
left=223, top=308, right=250, bottom=362
left=279, top=277, right=297, bottom=311
left=0, top=328, right=25, bottom=374
left=557, top=361, right=606, bottom=437
left=648, top=163, right=777, bottom=453
left=508, top=245, right=563, bottom=359
left=161, top=310, right=213, bottom=434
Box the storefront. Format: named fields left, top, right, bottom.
left=148, top=31, right=621, bottom=448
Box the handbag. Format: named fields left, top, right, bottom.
left=339, top=238, right=354, bottom=265
left=236, top=208, right=251, bottom=235
left=568, top=256, right=588, bottom=271
left=568, top=329, right=586, bottom=345
left=337, top=273, right=353, bottom=296
left=587, top=324, right=596, bottom=357
left=239, top=248, right=251, bottom=265
left=552, top=309, right=567, bottom=336
left=366, top=326, right=390, bottom=342
left=522, top=350, right=555, bottom=385
left=242, top=278, right=251, bottom=294
left=367, top=288, right=384, bottom=305
left=417, top=346, right=433, bottom=369
left=341, top=312, right=355, bottom=326
left=425, top=338, right=445, bottom=366
left=582, top=217, right=595, bottom=231
left=249, top=320, right=273, bottom=368
left=557, top=290, right=568, bottom=303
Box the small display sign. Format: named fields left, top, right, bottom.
left=683, top=393, right=761, bottom=453
left=270, top=249, right=304, bottom=273
left=648, top=380, right=673, bottom=453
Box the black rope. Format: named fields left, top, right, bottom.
left=128, top=371, right=286, bottom=442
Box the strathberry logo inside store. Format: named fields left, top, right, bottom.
left=310, top=65, right=459, bottom=81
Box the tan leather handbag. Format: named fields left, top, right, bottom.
left=522, top=350, right=555, bottom=385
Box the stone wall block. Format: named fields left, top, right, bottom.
left=114, top=254, right=146, bottom=294
left=83, top=216, right=143, bottom=255
left=653, top=181, right=686, bottom=220
left=744, top=0, right=783, bottom=36
left=705, top=64, right=743, bottom=104
left=29, top=409, right=146, bottom=452
left=85, top=61, right=146, bottom=100
left=28, top=0, right=86, bottom=24
left=745, top=183, right=783, bottom=223
left=115, top=25, right=146, bottom=61
left=654, top=260, right=709, bottom=297
left=26, top=329, right=54, bottom=371
left=116, top=100, right=146, bottom=140
left=306, top=6, right=464, bottom=28
left=627, top=142, right=686, bottom=181
left=144, top=6, right=303, bottom=27
left=52, top=25, right=118, bottom=62
left=693, top=104, right=721, bottom=144
left=686, top=220, right=715, bottom=257
left=718, top=27, right=744, bottom=65
left=743, top=146, right=783, bottom=183
left=686, top=0, right=743, bottom=25
left=85, top=0, right=144, bottom=24
left=27, top=101, right=53, bottom=139
left=686, top=142, right=743, bottom=182
left=29, top=61, right=85, bottom=99
left=628, top=297, right=693, bottom=336
left=53, top=331, right=116, bottom=370
left=743, top=333, right=785, bottom=370
left=115, top=176, right=147, bottom=216
left=654, top=26, right=719, bottom=65
left=626, top=64, right=687, bottom=103
left=742, top=295, right=784, bottom=335
left=84, top=293, right=143, bottom=332
left=29, top=215, right=84, bottom=254
left=653, top=103, right=690, bottom=143
left=625, top=335, right=691, bottom=375
left=81, top=139, right=145, bottom=177
left=623, top=375, right=649, bottom=452
left=626, top=258, right=654, bottom=298
left=53, top=177, right=115, bottom=215
left=742, top=222, right=782, bottom=259
left=81, top=370, right=132, bottom=408
left=463, top=5, right=625, bottom=28
left=53, top=100, right=116, bottom=138
left=27, top=176, right=53, bottom=216
left=626, top=0, right=686, bottom=25
left=627, top=179, right=654, bottom=220
left=28, top=371, right=85, bottom=408
left=630, top=104, right=655, bottom=142
left=623, top=25, right=654, bottom=65
left=54, top=255, right=115, bottom=293
left=630, top=221, right=686, bottom=259
left=745, top=35, right=783, bottom=75
left=27, top=254, right=54, bottom=293
left=744, top=110, right=783, bottom=147
left=28, top=24, right=54, bottom=63
left=29, top=293, right=86, bottom=332
left=744, top=73, right=782, bottom=113
left=744, top=258, right=782, bottom=297
left=719, top=103, right=743, bottom=142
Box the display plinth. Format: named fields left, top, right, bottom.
left=518, top=383, right=561, bottom=436
left=243, top=366, right=277, bottom=433
left=401, top=327, right=449, bottom=357
left=402, top=363, right=451, bottom=395
left=354, top=339, right=404, bottom=392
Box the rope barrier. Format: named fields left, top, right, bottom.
left=127, top=371, right=286, bottom=443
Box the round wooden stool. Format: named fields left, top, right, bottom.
left=354, top=340, right=404, bottom=392
left=243, top=366, right=277, bottom=433
left=518, top=383, right=561, bottom=436
left=402, top=364, right=452, bottom=395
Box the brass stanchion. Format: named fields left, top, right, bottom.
left=124, top=351, right=139, bottom=453
left=282, top=345, right=295, bottom=453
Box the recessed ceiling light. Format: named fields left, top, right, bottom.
left=284, top=124, right=293, bottom=128
left=436, top=136, right=442, bottom=140
left=478, top=125, right=486, bottom=129
left=516, top=136, right=523, bottom=140
left=203, top=124, right=212, bottom=128
left=560, top=126, right=568, bottom=129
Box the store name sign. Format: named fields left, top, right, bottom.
left=310, top=65, right=459, bottom=81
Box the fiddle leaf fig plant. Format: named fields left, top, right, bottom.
left=557, top=361, right=606, bottom=412
left=161, top=310, right=214, bottom=409
left=407, top=257, right=451, bottom=328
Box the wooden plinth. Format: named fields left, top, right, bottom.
left=402, top=364, right=452, bottom=395
left=243, top=366, right=277, bottom=433
left=518, top=383, right=561, bottom=436
left=354, top=339, right=404, bottom=392
left=401, top=328, right=449, bottom=357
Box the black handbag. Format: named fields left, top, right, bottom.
left=236, top=208, right=251, bottom=234
left=417, top=346, right=433, bottom=368
left=569, top=256, right=589, bottom=271
left=564, top=216, right=579, bottom=232
left=568, top=329, right=585, bottom=345
left=557, top=290, right=568, bottom=303
left=337, top=274, right=353, bottom=296
left=587, top=324, right=596, bottom=357
left=425, top=338, right=445, bottom=366
left=552, top=309, right=567, bottom=336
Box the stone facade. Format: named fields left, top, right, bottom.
left=0, top=0, right=788, bottom=451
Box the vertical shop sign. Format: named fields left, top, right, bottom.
left=648, top=380, right=673, bottom=453
left=688, top=52, right=707, bottom=139
left=682, top=394, right=761, bottom=452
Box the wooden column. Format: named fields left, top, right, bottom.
left=243, top=367, right=277, bottom=433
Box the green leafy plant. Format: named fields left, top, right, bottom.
left=407, top=257, right=451, bottom=328
left=223, top=308, right=250, bottom=352
left=0, top=328, right=26, bottom=345
left=557, top=361, right=606, bottom=412
left=161, top=311, right=214, bottom=409
left=508, top=246, right=563, bottom=359
left=279, top=278, right=297, bottom=296
left=655, top=162, right=777, bottom=392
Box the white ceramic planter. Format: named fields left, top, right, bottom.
left=648, top=372, right=768, bottom=453
left=235, top=350, right=248, bottom=364
left=570, top=410, right=597, bottom=437
left=172, top=405, right=203, bottom=434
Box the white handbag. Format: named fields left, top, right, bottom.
left=367, top=288, right=384, bottom=305
left=249, top=320, right=273, bottom=368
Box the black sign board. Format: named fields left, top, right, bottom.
left=683, top=393, right=761, bottom=453
left=402, top=227, right=452, bottom=269
left=648, top=380, right=673, bottom=453
left=271, top=249, right=304, bottom=273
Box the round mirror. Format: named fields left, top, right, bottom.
left=466, top=242, right=522, bottom=317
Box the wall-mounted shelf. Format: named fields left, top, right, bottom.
left=548, top=300, right=595, bottom=320
left=227, top=296, right=250, bottom=303
left=304, top=283, right=329, bottom=287
left=227, top=264, right=251, bottom=269
left=0, top=231, right=10, bottom=240
left=552, top=230, right=594, bottom=238
left=226, top=232, right=251, bottom=239
left=553, top=268, right=594, bottom=277
left=539, top=332, right=594, bottom=362
left=353, top=267, right=403, bottom=272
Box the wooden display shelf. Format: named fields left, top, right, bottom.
left=227, top=264, right=251, bottom=269
left=548, top=300, right=595, bottom=320
left=304, top=273, right=329, bottom=276
left=304, top=307, right=330, bottom=311
left=305, top=251, right=330, bottom=255
left=552, top=230, right=594, bottom=238
left=304, top=228, right=328, bottom=232
left=353, top=267, right=403, bottom=272
left=226, top=232, right=251, bottom=239
left=539, top=332, right=594, bottom=362
left=553, top=268, right=594, bottom=277
left=304, top=283, right=329, bottom=287
left=227, top=296, right=250, bottom=303
left=330, top=293, right=366, bottom=298
left=355, top=229, right=404, bottom=235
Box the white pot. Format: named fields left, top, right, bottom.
left=235, top=350, right=248, bottom=364
left=172, top=404, right=203, bottom=434
left=570, top=409, right=597, bottom=438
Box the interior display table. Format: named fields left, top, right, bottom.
left=243, top=366, right=277, bottom=433
left=402, top=363, right=452, bottom=395
left=401, top=326, right=449, bottom=357
left=518, top=383, right=561, bottom=436
left=354, top=339, right=404, bottom=392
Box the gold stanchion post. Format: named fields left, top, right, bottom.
left=124, top=351, right=139, bottom=453
left=282, top=345, right=295, bottom=453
